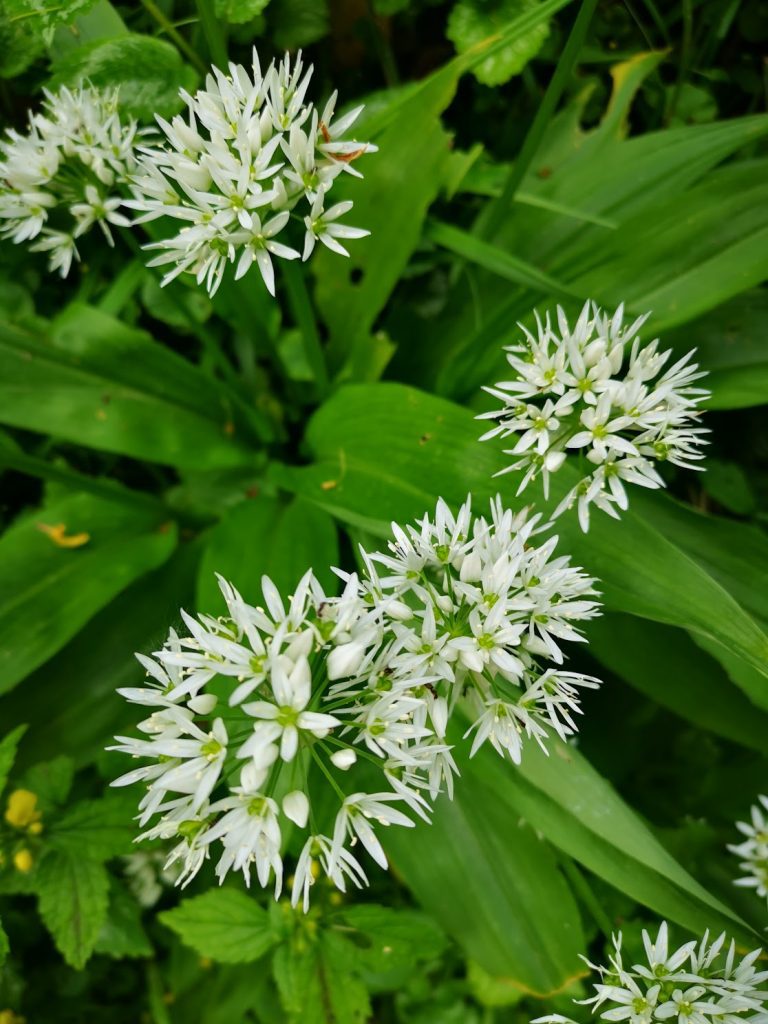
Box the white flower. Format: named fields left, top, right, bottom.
left=128, top=48, right=375, bottom=296
left=331, top=792, right=414, bottom=870
left=0, top=84, right=140, bottom=275
left=728, top=796, right=768, bottom=906
left=479, top=301, right=710, bottom=530
left=240, top=655, right=341, bottom=762
left=291, top=834, right=367, bottom=912
left=570, top=923, right=768, bottom=1024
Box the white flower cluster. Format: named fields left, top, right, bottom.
left=0, top=85, right=140, bottom=276
left=479, top=302, right=710, bottom=531
left=728, top=796, right=768, bottom=907
left=111, top=494, right=599, bottom=909
left=535, top=922, right=768, bottom=1024
left=127, top=49, right=375, bottom=296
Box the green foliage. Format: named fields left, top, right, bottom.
left=160, top=890, right=278, bottom=963
left=215, top=0, right=271, bottom=24
left=0, top=490, right=177, bottom=694
left=446, top=0, right=550, bottom=86
left=47, top=34, right=197, bottom=120
left=0, top=2, right=766, bottom=1020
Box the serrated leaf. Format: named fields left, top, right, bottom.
left=21, top=756, right=74, bottom=811
left=36, top=851, right=109, bottom=969
left=160, top=890, right=277, bottom=963
left=273, top=933, right=370, bottom=1024
left=0, top=725, right=26, bottom=796
left=331, top=904, right=447, bottom=980
left=47, top=33, right=197, bottom=121
left=447, top=0, right=550, bottom=86
left=94, top=879, right=152, bottom=959
left=48, top=793, right=135, bottom=861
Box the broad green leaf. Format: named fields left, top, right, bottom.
left=587, top=614, right=768, bottom=753
left=446, top=0, right=550, bottom=86
left=47, top=33, right=197, bottom=120
left=270, top=0, right=328, bottom=49
left=0, top=491, right=177, bottom=695
left=666, top=291, right=768, bottom=410
left=215, top=0, right=270, bottom=22
left=160, top=890, right=277, bottom=963
left=196, top=496, right=339, bottom=614
left=94, top=879, right=152, bottom=959
left=273, top=933, right=370, bottom=1024
left=270, top=382, right=768, bottom=702
left=0, top=305, right=259, bottom=468
left=47, top=793, right=136, bottom=861
left=36, top=851, right=110, bottom=969
left=0, top=726, right=26, bottom=796
left=314, top=73, right=455, bottom=377
left=472, top=736, right=756, bottom=944
left=0, top=541, right=199, bottom=770
left=21, top=756, right=75, bottom=811
left=330, top=904, right=447, bottom=981
left=384, top=762, right=586, bottom=995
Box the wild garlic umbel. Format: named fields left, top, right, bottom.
left=534, top=922, right=768, bottom=1024
left=127, top=49, right=375, bottom=296
left=111, top=495, right=600, bottom=908
left=479, top=302, right=710, bottom=531
left=0, top=85, right=140, bottom=276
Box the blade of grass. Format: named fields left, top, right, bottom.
left=426, top=219, right=582, bottom=299
left=195, top=0, right=227, bottom=69
left=475, top=0, right=600, bottom=238
left=281, top=260, right=329, bottom=396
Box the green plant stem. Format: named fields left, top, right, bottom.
left=281, top=260, right=329, bottom=396
left=0, top=449, right=167, bottom=515
left=139, top=0, right=207, bottom=75
left=474, top=0, right=600, bottom=239
left=195, top=0, right=228, bottom=69
left=117, top=229, right=275, bottom=444
left=667, top=0, right=693, bottom=124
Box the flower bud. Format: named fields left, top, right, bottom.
left=330, top=748, right=357, bottom=771
left=282, top=790, right=309, bottom=828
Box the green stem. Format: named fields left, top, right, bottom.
left=309, top=745, right=347, bottom=803
left=98, top=259, right=145, bottom=316
left=195, top=0, right=228, bottom=69
left=0, top=449, right=168, bottom=515
left=118, top=228, right=273, bottom=442
left=667, top=0, right=693, bottom=125
left=281, top=260, right=329, bottom=396
left=140, top=0, right=208, bottom=75
left=475, top=0, right=600, bottom=238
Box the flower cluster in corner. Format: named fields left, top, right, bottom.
left=728, top=795, right=768, bottom=908
left=127, top=49, right=375, bottom=296
left=111, top=494, right=600, bottom=908
left=534, top=922, right=768, bottom=1024
left=478, top=302, right=710, bottom=531
left=0, top=85, right=141, bottom=276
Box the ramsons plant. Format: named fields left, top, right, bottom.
left=1, top=1, right=767, bottom=1023
left=111, top=495, right=599, bottom=906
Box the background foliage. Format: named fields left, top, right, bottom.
left=0, top=0, right=767, bottom=1020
